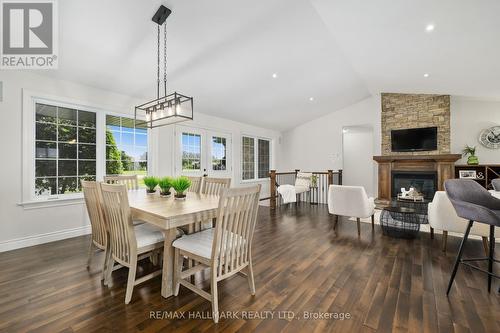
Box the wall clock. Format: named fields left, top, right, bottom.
left=479, top=126, right=500, bottom=149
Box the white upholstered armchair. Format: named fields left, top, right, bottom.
left=428, top=191, right=495, bottom=253
left=328, top=185, right=376, bottom=235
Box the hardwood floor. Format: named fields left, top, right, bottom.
left=0, top=203, right=498, bottom=332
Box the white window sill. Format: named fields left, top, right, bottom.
left=18, top=196, right=85, bottom=210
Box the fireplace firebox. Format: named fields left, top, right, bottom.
left=391, top=171, right=437, bottom=200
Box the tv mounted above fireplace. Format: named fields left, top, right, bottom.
left=391, top=127, right=438, bottom=152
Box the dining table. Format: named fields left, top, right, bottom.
left=128, top=190, right=220, bottom=298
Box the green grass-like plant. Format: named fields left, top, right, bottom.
left=143, top=176, right=159, bottom=193
left=158, top=177, right=174, bottom=195
left=172, top=176, right=192, bottom=197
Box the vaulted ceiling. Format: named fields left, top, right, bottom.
left=38, top=0, right=500, bottom=130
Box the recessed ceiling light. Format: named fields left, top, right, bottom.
left=309, top=97, right=314, bottom=101
left=425, top=24, right=435, bottom=32
left=424, top=73, right=430, bottom=78
left=272, top=73, right=278, bottom=78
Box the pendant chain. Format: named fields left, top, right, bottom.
left=156, top=25, right=160, bottom=101
left=163, top=23, right=167, bottom=97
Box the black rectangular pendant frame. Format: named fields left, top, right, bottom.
left=152, top=5, right=171, bottom=25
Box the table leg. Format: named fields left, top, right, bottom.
left=161, top=228, right=178, bottom=298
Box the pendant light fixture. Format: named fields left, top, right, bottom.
left=135, top=5, right=193, bottom=129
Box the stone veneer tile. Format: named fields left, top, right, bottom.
left=381, top=93, right=450, bottom=156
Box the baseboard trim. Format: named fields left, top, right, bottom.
left=0, top=225, right=91, bottom=253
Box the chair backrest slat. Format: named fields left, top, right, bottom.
left=201, top=177, right=231, bottom=196
left=104, top=175, right=139, bottom=190
left=211, top=185, right=261, bottom=278
left=81, top=180, right=108, bottom=248
left=187, top=176, right=203, bottom=193
left=100, top=183, right=137, bottom=264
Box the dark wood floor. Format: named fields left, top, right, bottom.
left=0, top=204, right=499, bottom=333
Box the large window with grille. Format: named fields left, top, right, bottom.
left=181, top=132, right=202, bottom=171
left=34, top=103, right=96, bottom=197
left=241, top=136, right=271, bottom=181
left=105, top=115, right=148, bottom=177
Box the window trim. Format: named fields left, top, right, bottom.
left=21, top=89, right=150, bottom=207
left=240, top=135, right=272, bottom=183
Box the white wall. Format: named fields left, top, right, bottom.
left=0, top=71, right=280, bottom=252
left=279, top=96, right=381, bottom=194
left=342, top=126, right=375, bottom=197
left=155, top=113, right=281, bottom=198
left=451, top=97, right=500, bottom=164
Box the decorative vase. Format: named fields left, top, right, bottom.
left=467, top=155, right=479, bottom=165
left=146, top=189, right=156, bottom=195
left=160, top=191, right=171, bottom=197
left=174, top=193, right=186, bottom=201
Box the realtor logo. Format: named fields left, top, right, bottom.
left=1, top=0, right=58, bottom=69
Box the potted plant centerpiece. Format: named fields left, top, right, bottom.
left=172, top=176, right=191, bottom=200
left=158, top=177, right=173, bottom=197
left=462, top=145, right=479, bottom=165
left=143, top=176, right=159, bottom=194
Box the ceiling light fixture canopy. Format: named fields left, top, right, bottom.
left=135, top=5, right=193, bottom=129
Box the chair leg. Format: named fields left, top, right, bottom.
left=101, top=247, right=108, bottom=281
left=356, top=218, right=361, bottom=236
left=488, top=225, right=495, bottom=292
left=442, top=231, right=448, bottom=252
left=430, top=227, right=434, bottom=239
left=446, top=220, right=473, bottom=296
left=482, top=237, right=489, bottom=256
left=87, top=241, right=93, bottom=268
left=125, top=260, right=137, bottom=304
left=210, top=273, right=219, bottom=323
left=173, top=248, right=181, bottom=296
left=105, top=256, right=114, bottom=286
left=333, top=215, right=338, bottom=230
left=247, top=259, right=256, bottom=295
left=371, top=215, right=375, bottom=230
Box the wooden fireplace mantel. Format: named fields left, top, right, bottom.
left=373, top=154, right=461, bottom=205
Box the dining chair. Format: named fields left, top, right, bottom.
left=200, top=177, right=231, bottom=195
left=104, top=174, right=139, bottom=190
left=187, top=176, right=203, bottom=193
left=100, top=183, right=165, bottom=304
left=444, top=179, right=500, bottom=295
left=172, top=184, right=261, bottom=323
left=81, top=180, right=109, bottom=280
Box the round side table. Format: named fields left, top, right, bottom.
left=380, top=206, right=420, bottom=239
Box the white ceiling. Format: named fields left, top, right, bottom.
left=37, top=0, right=500, bottom=130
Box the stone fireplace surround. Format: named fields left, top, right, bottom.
left=374, top=93, right=459, bottom=205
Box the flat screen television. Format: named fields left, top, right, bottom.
left=391, top=127, right=438, bottom=152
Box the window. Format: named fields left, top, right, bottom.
left=242, top=136, right=255, bottom=180
left=35, top=103, right=96, bottom=197
left=106, top=115, right=148, bottom=177
left=241, top=136, right=271, bottom=181
left=211, top=136, right=227, bottom=171
left=182, top=132, right=201, bottom=171
left=258, top=139, right=270, bottom=179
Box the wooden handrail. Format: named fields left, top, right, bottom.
left=266, top=169, right=343, bottom=208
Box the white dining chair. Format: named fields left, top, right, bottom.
left=172, top=184, right=261, bottom=323
left=186, top=176, right=203, bottom=193
left=200, top=177, right=231, bottom=196
left=100, top=183, right=166, bottom=304
left=81, top=180, right=109, bottom=280
left=104, top=174, right=139, bottom=190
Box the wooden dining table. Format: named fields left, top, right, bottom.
left=128, top=190, right=220, bottom=298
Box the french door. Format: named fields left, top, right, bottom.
left=174, top=125, right=232, bottom=178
